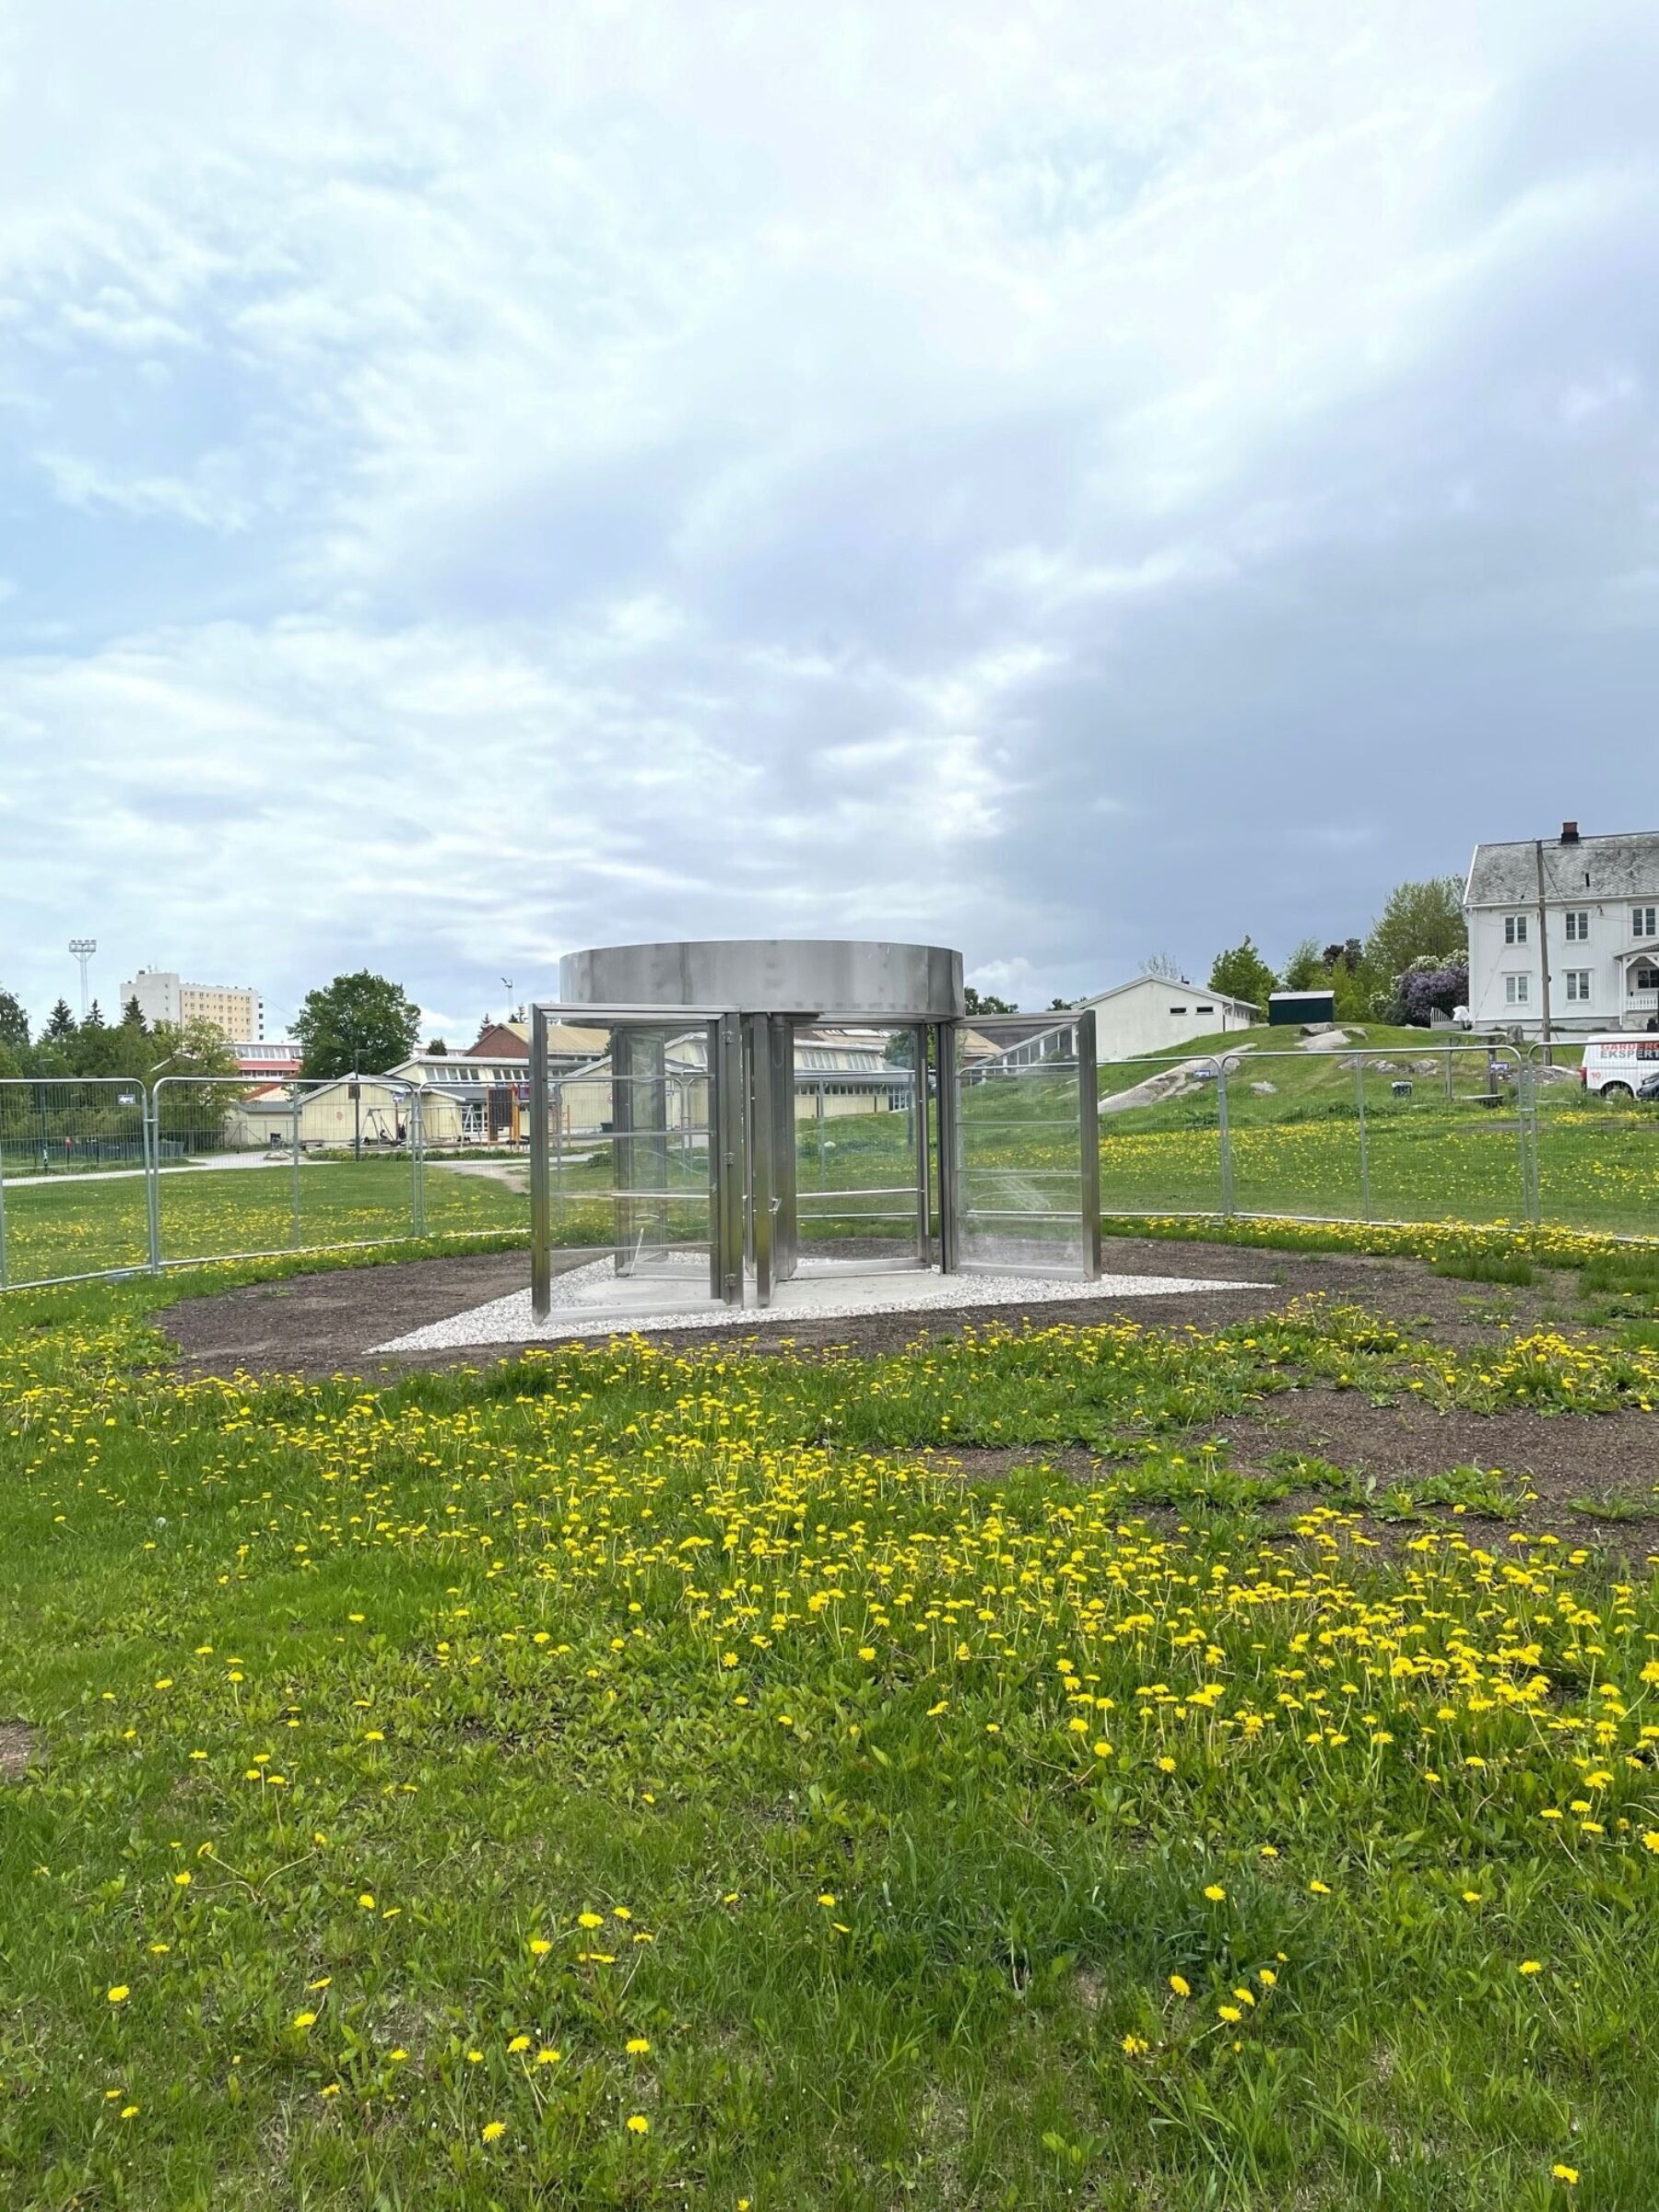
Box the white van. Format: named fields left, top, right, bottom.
left=1579, top=1032, right=1659, bottom=1098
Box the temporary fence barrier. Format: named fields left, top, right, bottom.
left=0, top=1073, right=527, bottom=1293
left=1095, top=1041, right=1544, bottom=1231
left=2, top=1036, right=1654, bottom=1298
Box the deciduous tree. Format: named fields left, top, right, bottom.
left=1207, top=938, right=1277, bottom=1012
left=295, top=971, right=421, bottom=1080
left=1365, top=877, right=1466, bottom=982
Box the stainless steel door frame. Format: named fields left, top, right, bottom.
left=746, top=1013, right=775, bottom=1307
left=912, top=1022, right=933, bottom=1265
left=530, top=1001, right=741, bottom=1320
left=769, top=1017, right=798, bottom=1289
left=947, top=1009, right=1100, bottom=1280
left=935, top=1021, right=959, bottom=1273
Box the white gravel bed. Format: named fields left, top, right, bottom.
left=372, top=1257, right=1267, bottom=1352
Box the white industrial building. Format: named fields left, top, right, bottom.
left=1073, top=972, right=1259, bottom=1062
left=1464, top=824, right=1659, bottom=1035
left=122, top=968, right=265, bottom=1042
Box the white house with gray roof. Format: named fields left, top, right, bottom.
left=1464, top=823, right=1659, bottom=1035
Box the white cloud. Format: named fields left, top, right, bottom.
left=0, top=0, right=1654, bottom=1024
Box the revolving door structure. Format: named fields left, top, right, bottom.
left=529, top=939, right=1100, bottom=1321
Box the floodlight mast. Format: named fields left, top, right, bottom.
left=68, top=938, right=97, bottom=1019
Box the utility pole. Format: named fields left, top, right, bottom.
left=68, top=938, right=96, bottom=1018
left=1534, top=839, right=1553, bottom=1066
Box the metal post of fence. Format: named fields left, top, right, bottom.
left=1216, top=1056, right=1235, bottom=1218
left=1518, top=1058, right=1540, bottom=1226
left=531, top=1009, right=551, bottom=1320
left=411, top=1088, right=426, bottom=1241
left=1355, top=1053, right=1371, bottom=1221
left=289, top=1086, right=302, bottom=1250
left=0, top=1135, right=7, bottom=1289
left=1077, top=1008, right=1101, bottom=1276
left=816, top=1080, right=826, bottom=1177
left=1444, top=1045, right=1453, bottom=1103
left=144, top=1087, right=162, bottom=1274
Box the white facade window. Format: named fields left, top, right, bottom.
left=1564, top=970, right=1592, bottom=1003
left=1504, top=972, right=1531, bottom=1006
left=1564, top=911, right=1590, bottom=942
left=1504, top=914, right=1528, bottom=945
left=1634, top=906, right=1657, bottom=939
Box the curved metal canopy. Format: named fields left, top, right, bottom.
left=558, top=937, right=964, bottom=1021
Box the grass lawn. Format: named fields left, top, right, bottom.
left=0, top=1159, right=530, bottom=1288
left=2, top=1257, right=1658, bottom=2206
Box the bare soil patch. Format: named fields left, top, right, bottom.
left=159, top=1237, right=1569, bottom=1382
left=0, top=1720, right=42, bottom=1782
left=912, top=1390, right=1659, bottom=1555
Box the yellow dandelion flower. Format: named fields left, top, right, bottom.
left=481, top=2120, right=506, bottom=2143
left=577, top=1912, right=604, bottom=1930
left=1551, top=2164, right=1579, bottom=2185
left=107, top=1986, right=130, bottom=2005
left=626, top=2113, right=650, bottom=2135
left=626, top=2037, right=651, bottom=2053
left=508, top=2034, right=531, bottom=2053
left=1203, top=1885, right=1226, bottom=1902
left=1169, top=1974, right=1191, bottom=1998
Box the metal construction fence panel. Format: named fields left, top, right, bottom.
left=0, top=1077, right=151, bottom=1288
left=150, top=1075, right=428, bottom=1267
left=1522, top=1039, right=1658, bottom=1237
left=1096, top=1041, right=1548, bottom=1231
left=0, top=1072, right=535, bottom=1293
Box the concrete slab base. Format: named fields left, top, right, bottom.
left=372, top=1254, right=1269, bottom=1352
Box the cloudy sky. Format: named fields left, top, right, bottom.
left=2, top=0, right=1654, bottom=1041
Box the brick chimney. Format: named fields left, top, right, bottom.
left=1560, top=819, right=1580, bottom=843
